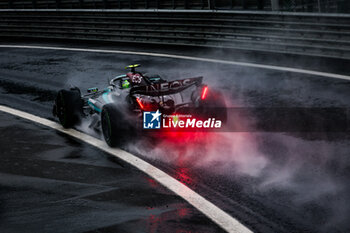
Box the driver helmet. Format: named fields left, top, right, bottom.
left=122, top=79, right=130, bottom=89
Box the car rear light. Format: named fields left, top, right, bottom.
left=201, top=86, right=208, bottom=100
left=136, top=97, right=144, bottom=110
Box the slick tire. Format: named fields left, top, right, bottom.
left=55, top=88, right=83, bottom=128
left=101, top=104, right=133, bottom=147
left=199, top=90, right=227, bottom=124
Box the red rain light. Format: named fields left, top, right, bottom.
left=201, top=86, right=208, bottom=100
left=136, top=97, right=144, bottom=110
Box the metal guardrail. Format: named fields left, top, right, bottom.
left=0, top=0, right=349, bottom=13
left=0, top=10, right=349, bottom=59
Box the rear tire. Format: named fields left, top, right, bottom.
left=55, top=88, right=83, bottom=128
left=101, top=104, right=133, bottom=147
left=199, top=90, right=227, bottom=123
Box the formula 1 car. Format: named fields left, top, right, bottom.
left=53, top=64, right=226, bottom=147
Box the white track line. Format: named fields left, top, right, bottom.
left=0, top=105, right=252, bottom=233
left=1, top=44, right=350, bottom=81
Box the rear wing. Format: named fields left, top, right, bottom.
left=130, top=76, right=203, bottom=96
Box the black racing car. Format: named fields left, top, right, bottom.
left=53, top=64, right=226, bottom=147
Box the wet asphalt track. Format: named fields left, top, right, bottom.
left=0, top=43, right=350, bottom=233
left=0, top=111, right=222, bottom=233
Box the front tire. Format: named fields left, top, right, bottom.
left=55, top=88, right=83, bottom=128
